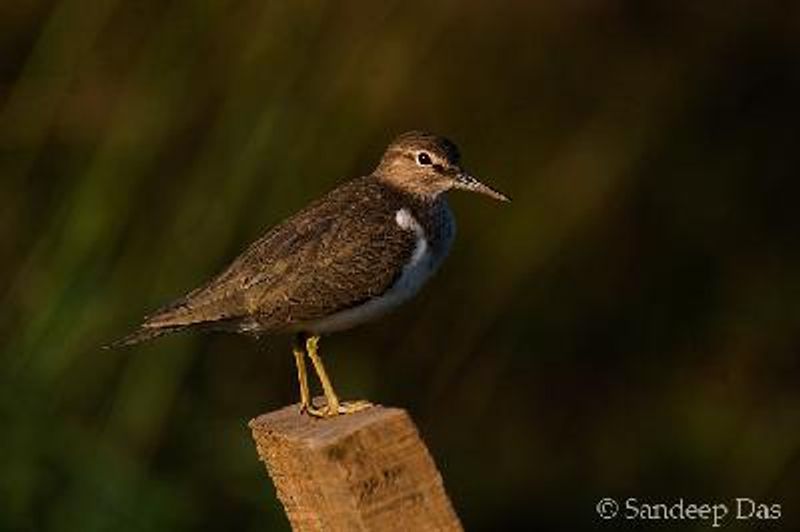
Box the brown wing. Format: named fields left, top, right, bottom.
left=117, top=177, right=417, bottom=343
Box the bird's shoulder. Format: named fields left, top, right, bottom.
left=231, top=176, right=417, bottom=284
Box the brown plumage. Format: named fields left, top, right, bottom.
left=111, top=131, right=508, bottom=417
left=115, top=178, right=436, bottom=344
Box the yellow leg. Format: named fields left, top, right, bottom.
left=305, top=335, right=340, bottom=416
left=292, top=336, right=310, bottom=413
left=305, top=335, right=371, bottom=418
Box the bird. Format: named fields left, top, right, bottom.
left=112, top=131, right=508, bottom=417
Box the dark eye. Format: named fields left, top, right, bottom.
left=416, top=152, right=432, bottom=165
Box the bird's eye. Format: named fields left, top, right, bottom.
left=416, top=152, right=432, bottom=166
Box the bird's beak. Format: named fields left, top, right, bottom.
left=453, top=171, right=510, bottom=202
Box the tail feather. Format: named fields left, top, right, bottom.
left=104, top=326, right=179, bottom=349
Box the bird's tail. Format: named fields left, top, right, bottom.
left=104, top=326, right=179, bottom=349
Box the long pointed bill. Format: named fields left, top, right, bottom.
left=454, top=172, right=510, bottom=202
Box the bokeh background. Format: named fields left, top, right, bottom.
left=2, top=1, right=800, bottom=530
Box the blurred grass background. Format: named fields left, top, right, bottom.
left=2, top=1, right=800, bottom=530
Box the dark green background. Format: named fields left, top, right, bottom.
left=2, top=2, right=799, bottom=530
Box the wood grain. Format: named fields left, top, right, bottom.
left=249, top=401, right=462, bottom=531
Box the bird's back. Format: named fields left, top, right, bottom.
left=117, top=175, right=448, bottom=344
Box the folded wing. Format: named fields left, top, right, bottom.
left=116, top=177, right=415, bottom=344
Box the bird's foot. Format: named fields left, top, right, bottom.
left=337, top=399, right=373, bottom=414
left=305, top=398, right=373, bottom=418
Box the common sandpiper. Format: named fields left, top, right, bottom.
left=113, top=131, right=508, bottom=417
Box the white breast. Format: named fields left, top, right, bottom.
left=392, top=207, right=433, bottom=288
left=306, top=205, right=454, bottom=334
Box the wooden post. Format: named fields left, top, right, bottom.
left=249, top=401, right=463, bottom=531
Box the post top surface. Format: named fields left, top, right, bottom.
left=249, top=402, right=408, bottom=448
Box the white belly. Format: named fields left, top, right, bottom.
left=306, top=204, right=455, bottom=334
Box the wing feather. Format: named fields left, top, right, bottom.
left=136, top=177, right=416, bottom=334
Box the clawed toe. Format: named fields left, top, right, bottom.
left=337, top=400, right=372, bottom=414
left=305, top=399, right=373, bottom=418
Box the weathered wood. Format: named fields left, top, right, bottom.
left=249, top=401, right=462, bottom=532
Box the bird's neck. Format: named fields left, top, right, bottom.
left=372, top=172, right=446, bottom=204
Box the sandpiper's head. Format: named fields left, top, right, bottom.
left=376, top=131, right=509, bottom=202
